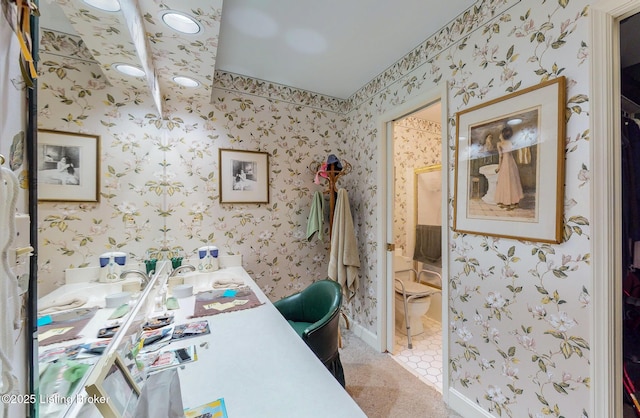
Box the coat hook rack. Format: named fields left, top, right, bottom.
left=309, top=158, right=354, bottom=338
left=309, top=158, right=352, bottom=240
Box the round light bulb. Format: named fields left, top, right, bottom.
left=162, top=11, right=201, bottom=34
left=113, top=63, right=145, bottom=77
left=173, top=76, right=200, bottom=87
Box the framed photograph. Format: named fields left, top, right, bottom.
left=453, top=76, right=566, bottom=243
left=37, top=129, right=100, bottom=202
left=85, top=353, right=140, bottom=418
left=219, top=148, right=270, bottom=204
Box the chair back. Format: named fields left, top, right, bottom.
left=299, top=280, right=342, bottom=322
left=300, top=280, right=342, bottom=364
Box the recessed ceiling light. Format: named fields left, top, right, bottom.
left=83, top=0, right=120, bottom=12
left=507, top=118, right=523, bottom=125
left=173, top=76, right=200, bottom=87
left=112, top=63, right=145, bottom=77
left=161, top=11, right=201, bottom=34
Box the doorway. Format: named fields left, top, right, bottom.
left=388, top=101, right=445, bottom=392
left=590, top=1, right=640, bottom=416
left=620, top=12, right=640, bottom=418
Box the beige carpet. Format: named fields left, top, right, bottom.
left=340, top=328, right=462, bottom=418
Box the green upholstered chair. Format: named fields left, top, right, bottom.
left=273, top=279, right=345, bottom=387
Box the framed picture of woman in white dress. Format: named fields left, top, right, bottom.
left=37, top=129, right=100, bottom=202
left=453, top=77, right=565, bottom=243
left=219, top=148, right=270, bottom=204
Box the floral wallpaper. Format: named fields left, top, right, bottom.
left=393, top=117, right=442, bottom=255
left=52, top=0, right=223, bottom=110
left=36, top=0, right=598, bottom=416
left=38, top=30, right=346, bottom=299
left=342, top=0, right=592, bottom=416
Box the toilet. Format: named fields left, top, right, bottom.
left=395, top=284, right=433, bottom=336
left=394, top=255, right=440, bottom=337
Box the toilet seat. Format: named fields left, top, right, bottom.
left=394, top=280, right=439, bottom=297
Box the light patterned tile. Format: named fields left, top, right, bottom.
left=392, top=316, right=443, bottom=393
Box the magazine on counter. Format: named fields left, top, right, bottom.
left=147, top=344, right=197, bottom=373
left=184, top=398, right=228, bottom=418
left=39, top=340, right=112, bottom=363
left=141, top=327, right=173, bottom=346
left=171, top=320, right=210, bottom=340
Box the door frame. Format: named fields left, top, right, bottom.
left=375, top=82, right=450, bottom=398
left=590, top=0, right=640, bottom=416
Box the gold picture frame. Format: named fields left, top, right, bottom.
left=219, top=148, right=270, bottom=204
left=37, top=129, right=100, bottom=202
left=453, top=76, right=566, bottom=243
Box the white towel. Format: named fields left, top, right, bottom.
left=328, top=189, right=360, bottom=300
left=38, top=296, right=89, bottom=315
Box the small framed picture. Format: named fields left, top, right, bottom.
left=219, top=148, right=270, bottom=204
left=37, top=129, right=100, bottom=202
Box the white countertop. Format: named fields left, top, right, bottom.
left=160, top=267, right=366, bottom=418
left=51, top=266, right=365, bottom=418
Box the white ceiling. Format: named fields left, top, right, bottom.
left=215, top=0, right=476, bottom=99
left=38, top=0, right=476, bottom=104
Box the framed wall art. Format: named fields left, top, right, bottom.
left=219, top=148, right=270, bottom=204
left=37, top=129, right=100, bottom=202
left=453, top=76, right=566, bottom=243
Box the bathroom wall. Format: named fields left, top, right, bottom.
left=342, top=0, right=592, bottom=415
left=392, top=116, right=441, bottom=255
left=37, top=30, right=347, bottom=299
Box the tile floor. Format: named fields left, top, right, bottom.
left=391, top=316, right=443, bottom=393
left=467, top=192, right=536, bottom=219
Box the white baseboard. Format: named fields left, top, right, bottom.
left=448, top=387, right=494, bottom=418
left=341, top=315, right=379, bottom=351
left=346, top=317, right=489, bottom=417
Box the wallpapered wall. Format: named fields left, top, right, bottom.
left=341, top=0, right=592, bottom=416
left=37, top=0, right=595, bottom=416
left=37, top=45, right=347, bottom=298
left=393, top=117, right=442, bottom=255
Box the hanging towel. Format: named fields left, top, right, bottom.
left=413, top=224, right=442, bottom=264
left=517, top=146, right=531, bottom=165
left=328, top=188, right=360, bottom=300
left=306, top=191, right=324, bottom=241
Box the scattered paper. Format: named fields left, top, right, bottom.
left=39, top=327, right=73, bottom=341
